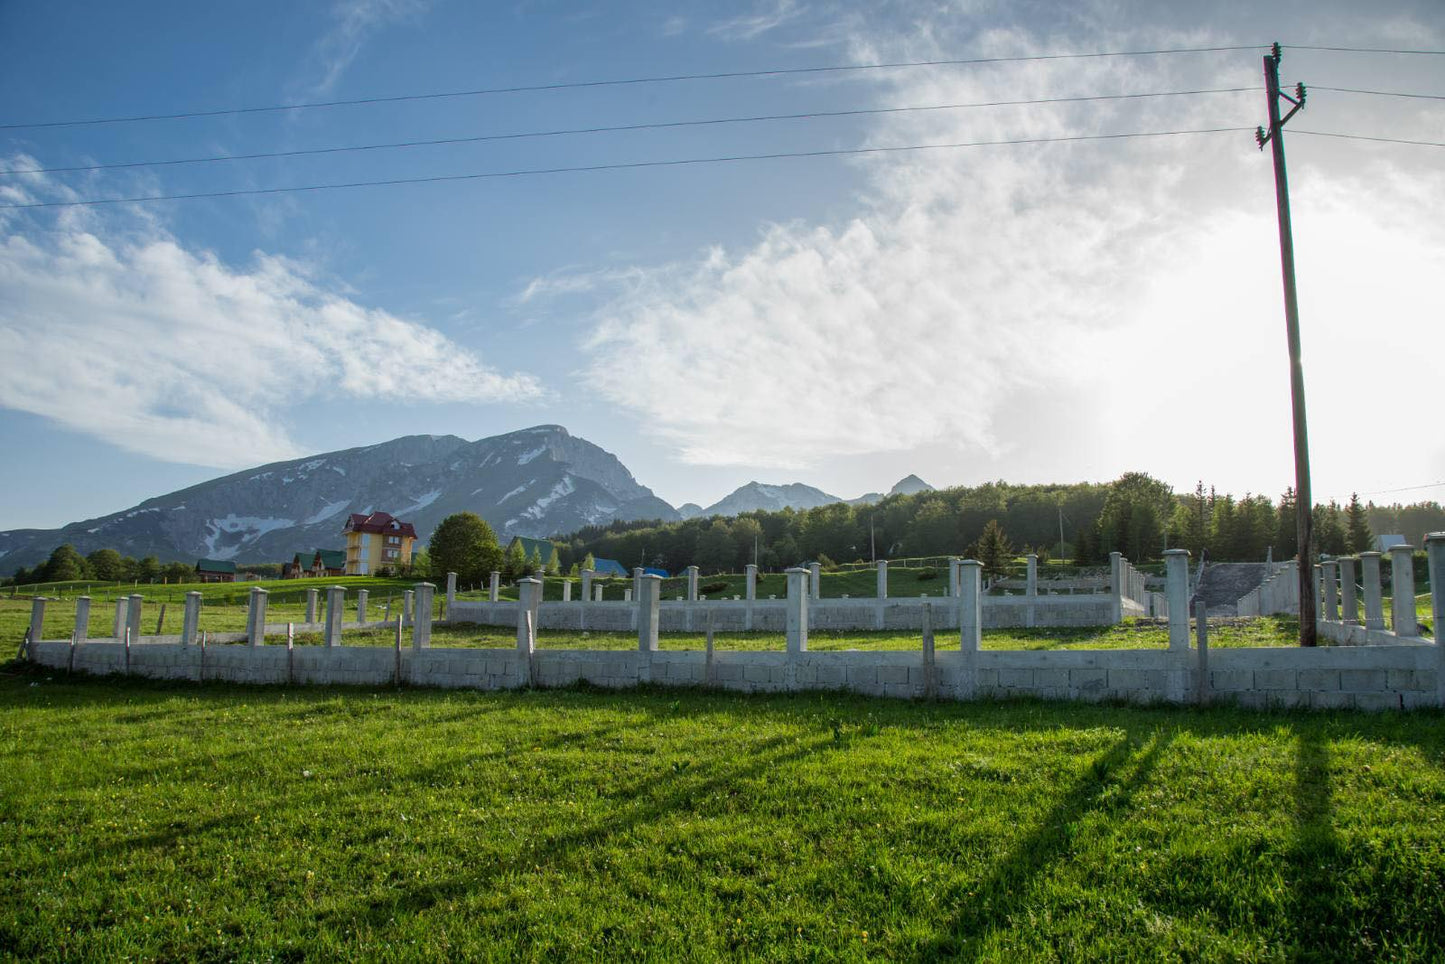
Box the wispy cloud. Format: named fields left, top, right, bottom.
left=307, top=0, right=428, bottom=96
left=0, top=163, right=544, bottom=470
left=708, top=0, right=807, bottom=42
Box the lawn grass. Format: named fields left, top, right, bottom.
left=270, top=617, right=1301, bottom=652
left=2, top=666, right=1442, bottom=960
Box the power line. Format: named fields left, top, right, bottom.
left=1293, top=129, right=1445, bottom=147
left=1286, top=45, right=1445, bottom=55
left=0, top=45, right=1266, bottom=131
left=0, top=126, right=1251, bottom=210
left=0, top=87, right=1257, bottom=177
left=1311, top=85, right=1445, bottom=100
left=1355, top=481, right=1445, bottom=497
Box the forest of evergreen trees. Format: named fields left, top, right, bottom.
left=554, top=473, right=1445, bottom=576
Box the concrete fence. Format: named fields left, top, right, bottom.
left=451, top=552, right=1148, bottom=632
left=23, top=537, right=1445, bottom=711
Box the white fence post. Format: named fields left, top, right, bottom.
left=412, top=583, right=434, bottom=650
left=305, top=588, right=318, bottom=624
left=958, top=560, right=982, bottom=699
left=356, top=588, right=369, bottom=625
left=73, top=596, right=90, bottom=646
left=637, top=574, right=661, bottom=652
left=1338, top=557, right=1358, bottom=624
left=325, top=586, right=345, bottom=648
left=516, top=578, right=540, bottom=653
left=785, top=567, right=810, bottom=654
left=1109, top=552, right=1124, bottom=623
left=1321, top=560, right=1339, bottom=622
left=489, top=571, right=501, bottom=603
left=246, top=588, right=268, bottom=647
left=745, top=564, right=758, bottom=601
left=1360, top=552, right=1385, bottom=629
left=686, top=566, right=699, bottom=602
left=1389, top=544, right=1417, bottom=636
left=1424, top=533, right=1444, bottom=707
left=28, top=596, right=47, bottom=644
left=126, top=594, right=144, bottom=643
left=112, top=598, right=127, bottom=639
left=181, top=591, right=201, bottom=646
left=809, top=562, right=821, bottom=600
left=445, top=572, right=457, bottom=616
left=1025, top=553, right=1038, bottom=628
left=1164, top=549, right=1191, bottom=651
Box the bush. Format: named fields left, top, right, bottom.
left=701, top=580, right=730, bottom=595
left=916, top=568, right=938, bottom=581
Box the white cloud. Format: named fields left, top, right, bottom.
left=708, top=0, right=808, bottom=42
left=566, top=12, right=1445, bottom=502
left=308, top=0, right=428, bottom=95
left=0, top=178, right=544, bottom=470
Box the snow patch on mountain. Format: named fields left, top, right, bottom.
left=403, top=489, right=442, bottom=514
left=521, top=477, right=576, bottom=520
left=517, top=446, right=546, bottom=466
left=305, top=500, right=350, bottom=525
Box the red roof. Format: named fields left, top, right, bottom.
left=344, top=511, right=418, bottom=538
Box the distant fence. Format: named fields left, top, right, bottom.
left=23, top=539, right=1445, bottom=711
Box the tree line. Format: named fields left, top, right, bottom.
left=6, top=477, right=1442, bottom=586
left=550, top=473, right=1445, bottom=575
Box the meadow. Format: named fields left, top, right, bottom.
left=2, top=666, right=1443, bottom=960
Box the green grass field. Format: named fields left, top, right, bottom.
left=2, top=666, right=1443, bottom=960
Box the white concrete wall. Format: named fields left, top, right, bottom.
left=28, top=634, right=1440, bottom=711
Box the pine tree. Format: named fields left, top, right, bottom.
left=969, top=519, right=1014, bottom=578
left=546, top=547, right=562, bottom=576
left=1345, top=493, right=1372, bottom=554
left=503, top=540, right=526, bottom=580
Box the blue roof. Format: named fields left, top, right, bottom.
left=592, top=557, right=628, bottom=576
left=643, top=566, right=669, bottom=578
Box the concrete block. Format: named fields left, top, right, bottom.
left=1297, top=669, right=1341, bottom=691
left=1070, top=668, right=1108, bottom=692
left=1310, top=691, right=1355, bottom=710
left=997, top=668, right=1031, bottom=688
left=846, top=665, right=878, bottom=686
left=976, top=668, right=999, bottom=688
left=878, top=664, right=909, bottom=685
left=1353, top=692, right=1404, bottom=712
left=1339, top=669, right=1387, bottom=693
left=1107, top=669, right=1160, bottom=691
left=1252, top=668, right=1295, bottom=690
left=1386, top=669, right=1423, bottom=691
left=1033, top=668, right=1069, bottom=689
left=716, top=663, right=744, bottom=682
left=1210, top=670, right=1253, bottom=692
left=815, top=664, right=845, bottom=686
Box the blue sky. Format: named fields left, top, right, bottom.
left=1, top=0, right=1443, bottom=530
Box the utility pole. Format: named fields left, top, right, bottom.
left=1256, top=42, right=1315, bottom=646
left=870, top=516, right=876, bottom=563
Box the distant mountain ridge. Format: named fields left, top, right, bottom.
left=0, top=426, right=678, bottom=572
left=0, top=424, right=938, bottom=573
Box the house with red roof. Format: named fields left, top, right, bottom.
left=342, top=511, right=418, bottom=575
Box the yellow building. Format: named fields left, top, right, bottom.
left=343, top=511, right=417, bottom=575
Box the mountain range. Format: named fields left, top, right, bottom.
left=0, top=425, right=932, bottom=572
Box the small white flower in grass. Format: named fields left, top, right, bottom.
left=302, top=769, right=313, bottom=778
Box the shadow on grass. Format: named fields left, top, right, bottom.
left=1288, top=726, right=1346, bottom=958
left=323, top=730, right=835, bottom=932
left=923, top=727, right=1175, bottom=959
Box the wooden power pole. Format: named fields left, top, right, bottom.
left=1256, top=43, right=1315, bottom=646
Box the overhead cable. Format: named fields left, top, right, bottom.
left=0, top=87, right=1257, bottom=176
left=0, top=45, right=1266, bottom=131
